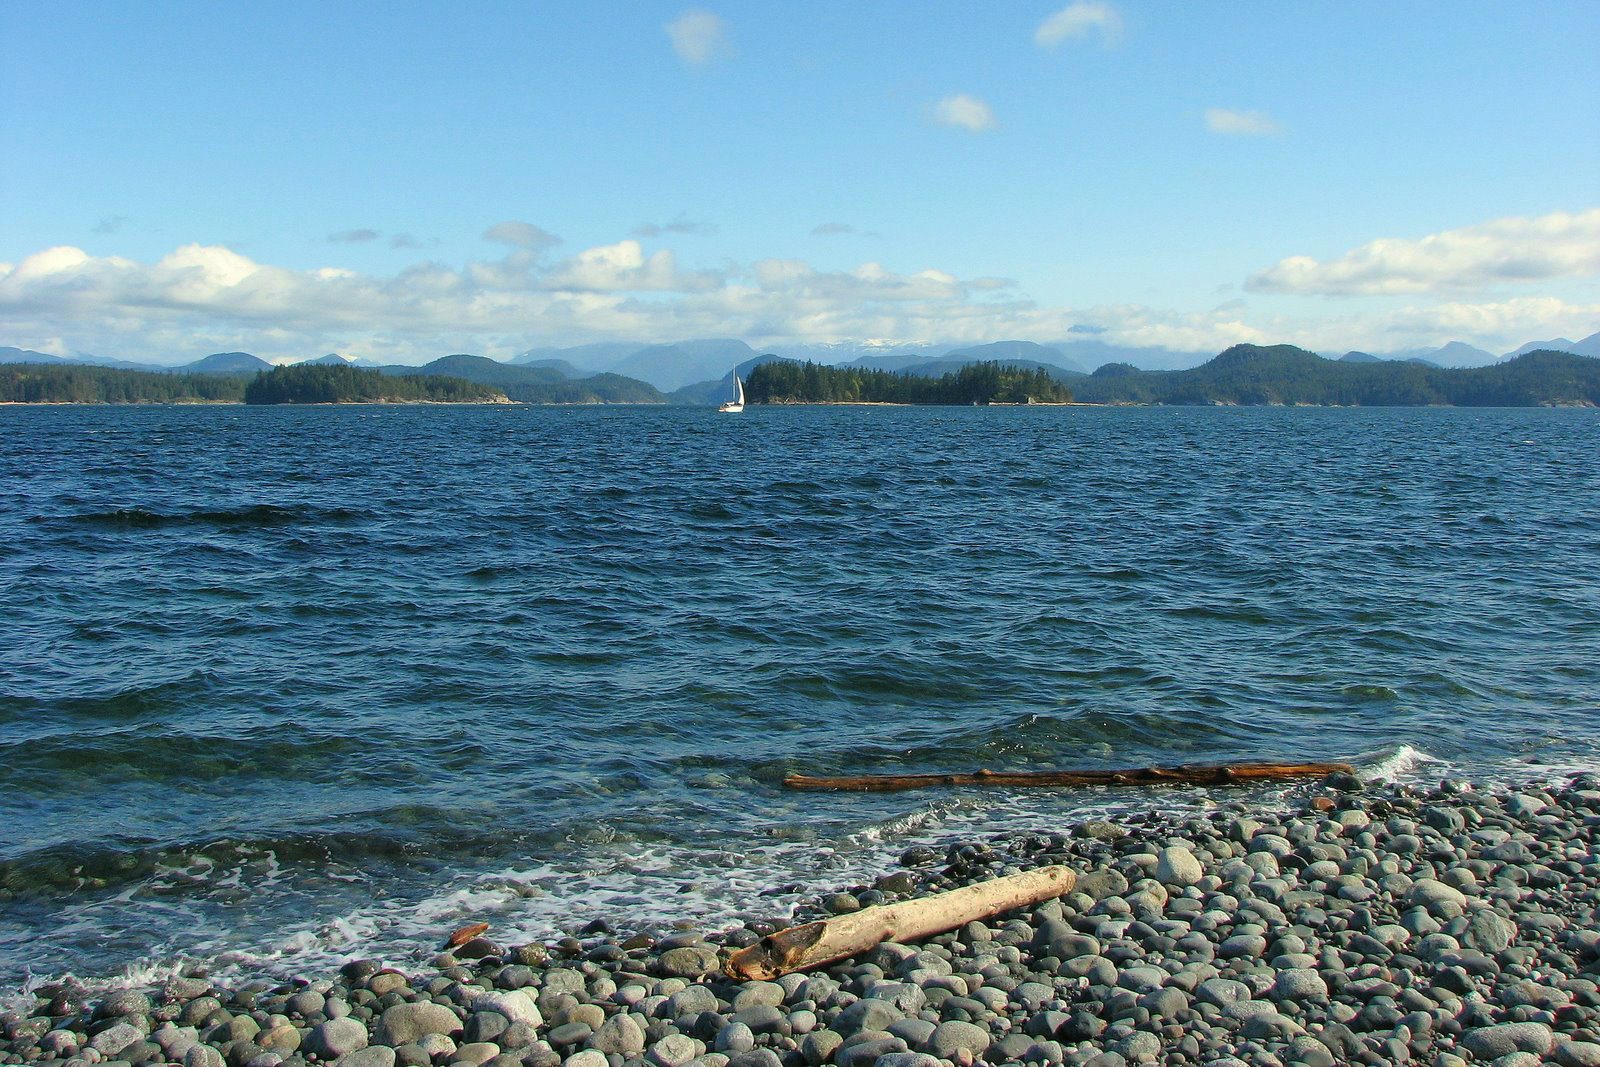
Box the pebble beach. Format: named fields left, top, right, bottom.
left=6, top=772, right=1598, bottom=1067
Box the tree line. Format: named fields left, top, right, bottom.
left=0, top=365, right=248, bottom=403
left=745, top=360, right=1076, bottom=404
left=243, top=364, right=504, bottom=403
left=0, top=363, right=505, bottom=404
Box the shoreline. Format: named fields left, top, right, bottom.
left=6, top=773, right=1598, bottom=1067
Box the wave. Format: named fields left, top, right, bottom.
left=36, top=503, right=375, bottom=531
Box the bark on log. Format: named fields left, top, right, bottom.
left=725, top=864, right=1076, bottom=981
left=783, top=761, right=1354, bottom=793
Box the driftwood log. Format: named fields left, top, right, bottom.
left=726, top=864, right=1076, bottom=981
left=783, top=760, right=1355, bottom=793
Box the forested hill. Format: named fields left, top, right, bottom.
left=1070, top=346, right=1600, bottom=407
left=244, top=365, right=507, bottom=404
left=0, top=364, right=250, bottom=403
left=746, top=360, right=1075, bottom=404
left=378, top=355, right=665, bottom=403
left=0, top=363, right=506, bottom=404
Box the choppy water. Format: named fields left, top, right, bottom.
left=2, top=404, right=1597, bottom=993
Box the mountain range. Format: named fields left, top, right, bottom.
left=4, top=329, right=1597, bottom=398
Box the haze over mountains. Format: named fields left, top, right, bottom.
left=4, top=330, right=1597, bottom=396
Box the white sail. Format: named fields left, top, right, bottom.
left=718, top=368, right=745, bottom=412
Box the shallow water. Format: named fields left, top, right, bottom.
left=1, top=404, right=1597, bottom=991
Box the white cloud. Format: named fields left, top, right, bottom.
left=1204, top=108, right=1282, bottom=136
left=483, top=221, right=562, bottom=251
left=2, top=236, right=1593, bottom=365
left=666, top=10, right=730, bottom=66
left=1035, top=1, right=1122, bottom=46
left=933, top=94, right=997, bottom=133
left=1248, top=209, right=1600, bottom=296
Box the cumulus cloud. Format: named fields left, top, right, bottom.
left=3, top=235, right=1593, bottom=365
left=1035, top=1, right=1122, bottom=46
left=1204, top=108, right=1282, bottom=136
left=933, top=94, right=998, bottom=133
left=328, top=228, right=381, bottom=244
left=632, top=215, right=718, bottom=238
left=1247, top=209, right=1600, bottom=296
left=482, top=221, right=562, bottom=251
left=667, top=10, right=730, bottom=66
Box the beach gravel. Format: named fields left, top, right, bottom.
left=8, top=772, right=1600, bottom=1067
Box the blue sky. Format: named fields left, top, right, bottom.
left=2, top=1, right=1597, bottom=364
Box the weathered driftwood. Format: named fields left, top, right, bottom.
left=783, top=761, right=1355, bottom=793
left=725, top=864, right=1076, bottom=981
left=446, top=921, right=490, bottom=948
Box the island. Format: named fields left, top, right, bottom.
left=746, top=361, right=1076, bottom=405
left=0, top=364, right=508, bottom=405
left=744, top=346, right=1600, bottom=408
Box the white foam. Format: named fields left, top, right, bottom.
left=1358, top=743, right=1445, bottom=783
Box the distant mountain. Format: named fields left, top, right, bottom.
left=771, top=341, right=956, bottom=367
left=843, top=352, right=952, bottom=373
left=62, top=352, right=159, bottom=370
left=1503, top=331, right=1600, bottom=359
left=1384, top=340, right=1498, bottom=368
left=379, top=354, right=664, bottom=404
left=1339, top=351, right=1384, bottom=363
left=511, top=342, right=642, bottom=372
left=940, top=340, right=1088, bottom=374
left=175, top=352, right=275, bottom=375
left=513, top=358, right=584, bottom=379
left=297, top=353, right=355, bottom=367
left=670, top=354, right=791, bottom=405
left=605, top=339, right=756, bottom=391
left=0, top=346, right=69, bottom=365
left=1048, top=339, right=1211, bottom=372
left=898, top=355, right=1084, bottom=381
left=1069, top=344, right=1600, bottom=406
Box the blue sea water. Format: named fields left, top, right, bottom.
left=1, top=403, right=1597, bottom=991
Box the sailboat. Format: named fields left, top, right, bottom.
left=718, top=370, right=745, bottom=413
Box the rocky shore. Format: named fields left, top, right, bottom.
left=4, top=774, right=1598, bottom=1067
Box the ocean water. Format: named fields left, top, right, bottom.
left=2, top=403, right=1597, bottom=993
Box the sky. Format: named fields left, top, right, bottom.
left=2, top=1, right=1598, bottom=365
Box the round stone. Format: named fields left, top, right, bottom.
left=928, top=1022, right=990, bottom=1059
left=1155, top=846, right=1204, bottom=887
left=1273, top=969, right=1329, bottom=1000
left=306, top=1018, right=370, bottom=1060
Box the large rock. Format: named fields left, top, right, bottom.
left=927, top=1022, right=989, bottom=1059
left=186, top=1044, right=225, bottom=1067
left=1408, top=879, right=1467, bottom=910
left=470, top=991, right=541, bottom=1027
left=646, top=1034, right=699, bottom=1067
left=1272, top=969, right=1328, bottom=1000
left=1460, top=909, right=1517, bottom=953
left=305, top=1018, right=369, bottom=1060
left=336, top=1049, right=397, bottom=1067
left=838, top=999, right=903, bottom=1034
left=1074, top=869, right=1129, bottom=900
left=1460, top=1023, right=1553, bottom=1060
left=90, top=1022, right=145, bottom=1057
left=1155, top=846, right=1204, bottom=887
left=374, top=1002, right=463, bottom=1047
left=657, top=946, right=721, bottom=979
left=97, top=991, right=154, bottom=1020
left=589, top=1015, right=645, bottom=1056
